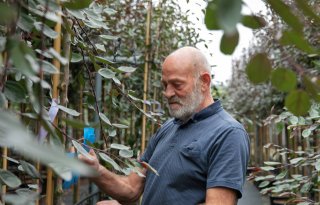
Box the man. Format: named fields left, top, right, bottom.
left=80, top=47, right=250, bottom=205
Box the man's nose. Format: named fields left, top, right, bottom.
left=163, top=85, right=175, bottom=99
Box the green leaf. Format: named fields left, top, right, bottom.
left=0, top=169, right=21, bottom=188
left=66, top=9, right=86, bottom=20
left=99, top=35, right=118, bottom=41
left=302, top=129, right=312, bottom=138
left=220, top=30, right=239, bottom=55
left=271, top=68, right=297, bottom=92
left=300, top=182, right=312, bottom=193
left=41, top=60, right=59, bottom=74
left=62, top=0, right=92, bottom=10
left=118, top=66, right=137, bottom=73
left=110, top=143, right=130, bottom=150
left=48, top=48, right=68, bottom=65
left=289, top=116, right=299, bottom=125
left=72, top=140, right=93, bottom=160
left=260, top=166, right=275, bottom=171
left=8, top=39, right=36, bottom=78
left=48, top=162, right=72, bottom=181
left=0, top=3, right=17, bottom=25
left=294, top=0, right=320, bottom=25
left=216, top=0, right=242, bottom=34
left=112, top=123, right=129, bottom=129
left=302, top=76, right=320, bottom=102
left=280, top=30, right=316, bottom=54
left=34, top=22, right=58, bottom=39
left=19, top=160, right=41, bottom=179
left=58, top=105, right=80, bottom=116
left=289, top=157, right=305, bottom=164
left=95, top=56, right=114, bottom=64
left=275, top=170, right=287, bottom=180
left=285, top=90, right=311, bottom=116
left=205, top=2, right=220, bottom=30
left=119, top=149, right=133, bottom=158
left=4, top=80, right=27, bottom=103
left=241, top=15, right=266, bottom=29
left=267, top=0, right=303, bottom=32
left=108, top=129, right=117, bottom=137
left=264, top=161, right=281, bottom=166
left=98, top=152, right=121, bottom=171
left=71, top=53, right=83, bottom=63
left=315, top=159, right=320, bottom=171
left=99, top=112, right=112, bottom=126
left=259, top=181, right=270, bottom=188
left=98, top=68, right=115, bottom=79
left=245, top=53, right=272, bottom=84
left=0, top=92, right=6, bottom=108
left=0, top=112, right=95, bottom=177
left=17, top=13, right=35, bottom=32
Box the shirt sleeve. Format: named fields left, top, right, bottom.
left=206, top=127, right=250, bottom=198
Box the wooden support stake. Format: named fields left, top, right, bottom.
left=47, top=2, right=62, bottom=204
left=141, top=0, right=152, bottom=153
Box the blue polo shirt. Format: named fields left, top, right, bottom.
left=140, top=100, right=250, bottom=205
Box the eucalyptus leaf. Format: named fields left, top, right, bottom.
left=315, top=159, right=320, bottom=171
left=271, top=68, right=297, bottom=92
left=216, top=0, right=242, bottom=34
left=100, top=35, right=118, bottom=41
left=71, top=53, right=83, bottom=63
left=98, top=152, right=121, bottom=171
left=119, top=149, right=133, bottom=158
left=98, top=68, right=115, bottom=79
left=259, top=181, right=270, bottom=188
left=34, top=22, right=58, bottom=39
left=289, top=157, right=305, bottom=165
left=110, top=143, right=130, bottom=150
left=285, top=90, right=311, bottom=116
left=302, top=129, right=312, bottom=138
left=275, top=170, right=287, bottom=180
left=280, top=30, right=316, bottom=54
left=245, top=53, right=271, bottom=84
left=204, top=2, right=220, bottom=30
left=0, top=169, right=21, bottom=188
left=99, top=112, right=112, bottom=125
left=260, top=166, right=275, bottom=171
left=112, top=123, right=129, bottom=129
left=62, top=0, right=92, bottom=10
left=18, top=13, right=35, bottom=32
left=118, top=66, right=137, bottom=73
left=108, top=129, right=117, bottom=137
left=241, top=15, right=266, bottom=29
left=264, top=161, right=281, bottom=166
left=41, top=60, right=59, bottom=74
left=220, top=30, right=239, bottom=55
left=49, top=162, right=72, bottom=181
left=58, top=105, right=80, bottom=116
left=72, top=140, right=93, bottom=160
left=267, top=0, right=303, bottom=32
left=19, top=160, right=41, bottom=179
left=4, top=81, right=27, bottom=103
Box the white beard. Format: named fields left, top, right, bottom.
left=167, top=82, right=203, bottom=121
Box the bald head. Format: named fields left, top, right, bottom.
left=163, top=46, right=211, bottom=77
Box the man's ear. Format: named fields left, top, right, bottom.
left=200, top=72, right=211, bottom=91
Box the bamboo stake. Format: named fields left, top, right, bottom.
left=141, top=0, right=152, bottom=153
left=151, top=0, right=163, bottom=135
left=47, top=2, right=62, bottom=204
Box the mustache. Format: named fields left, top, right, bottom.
left=167, top=96, right=182, bottom=104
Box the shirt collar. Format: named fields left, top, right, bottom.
left=173, top=99, right=223, bottom=125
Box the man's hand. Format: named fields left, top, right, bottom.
left=96, top=200, right=122, bottom=205
left=78, top=149, right=100, bottom=172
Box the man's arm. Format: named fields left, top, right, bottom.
left=205, top=187, right=237, bottom=205
left=79, top=149, right=146, bottom=203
